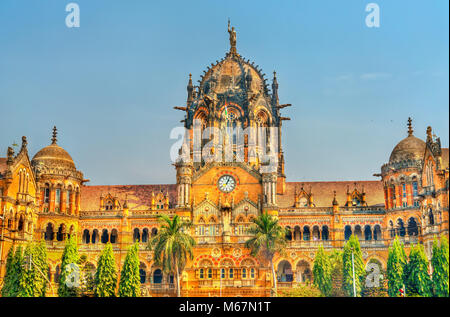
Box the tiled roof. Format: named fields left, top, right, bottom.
left=80, top=184, right=177, bottom=211
left=277, top=181, right=384, bottom=209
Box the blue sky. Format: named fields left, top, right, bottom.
left=0, top=0, right=448, bottom=185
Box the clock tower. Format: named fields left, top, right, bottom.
left=174, top=22, right=291, bottom=243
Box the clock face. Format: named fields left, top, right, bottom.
left=218, top=175, right=236, bottom=193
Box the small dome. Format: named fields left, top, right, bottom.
left=389, top=135, right=426, bottom=163
left=31, top=126, right=76, bottom=170
left=32, top=143, right=76, bottom=170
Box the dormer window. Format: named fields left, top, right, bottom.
left=105, top=200, right=114, bottom=210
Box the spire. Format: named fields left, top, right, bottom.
left=332, top=190, right=338, bottom=206
left=20, top=136, right=28, bottom=152
left=51, top=126, right=58, bottom=144
left=272, top=71, right=279, bottom=106
left=187, top=73, right=193, bottom=106
left=407, top=117, right=413, bottom=136
left=426, top=126, right=433, bottom=142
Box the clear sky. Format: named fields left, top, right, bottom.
left=0, top=0, right=448, bottom=185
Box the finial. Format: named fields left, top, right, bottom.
left=21, top=136, right=28, bottom=151
left=123, top=194, right=128, bottom=209
left=7, top=147, right=14, bottom=164
left=332, top=191, right=338, bottom=206
left=426, top=126, right=432, bottom=141
left=407, top=117, right=413, bottom=136
left=51, top=126, right=58, bottom=144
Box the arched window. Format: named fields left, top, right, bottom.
left=198, top=218, right=205, bottom=236
left=92, top=229, right=99, bottom=244
left=56, top=224, right=65, bottom=241
left=428, top=208, right=434, bottom=225
left=364, top=225, right=372, bottom=241
left=389, top=220, right=395, bottom=238
left=153, top=269, right=163, bottom=284
left=55, top=188, right=61, bottom=211
left=277, top=260, right=293, bottom=282
left=44, top=184, right=50, bottom=204
left=285, top=226, right=292, bottom=241
left=373, top=225, right=382, bottom=241
left=199, top=268, right=204, bottom=279
left=294, top=226, right=301, bottom=241
left=209, top=218, right=217, bottom=236
left=101, top=229, right=109, bottom=243
left=142, top=228, right=149, bottom=243
left=250, top=268, right=255, bottom=279
left=18, top=215, right=24, bottom=232
left=45, top=223, right=54, bottom=241
left=303, top=226, right=310, bottom=241
left=207, top=268, right=212, bottom=279
left=312, top=226, right=320, bottom=241
left=322, top=226, right=329, bottom=241
left=110, top=229, right=118, bottom=244
left=242, top=268, right=247, bottom=279
left=344, top=225, right=352, bottom=241
left=82, top=229, right=90, bottom=244
left=397, top=219, right=406, bottom=237
left=139, top=263, right=147, bottom=284
left=354, top=225, right=363, bottom=240
left=407, top=218, right=419, bottom=236
left=133, top=228, right=140, bottom=242
left=151, top=228, right=158, bottom=237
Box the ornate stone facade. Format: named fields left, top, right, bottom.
left=0, top=26, right=448, bottom=297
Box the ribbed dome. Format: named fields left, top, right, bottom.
left=389, top=135, right=426, bottom=163
left=32, top=143, right=76, bottom=169
left=31, top=127, right=76, bottom=170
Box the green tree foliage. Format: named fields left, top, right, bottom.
left=245, top=212, right=287, bottom=295
left=342, top=235, right=365, bottom=297
left=1, top=246, right=16, bottom=297
left=312, top=244, right=332, bottom=296
left=404, top=244, right=432, bottom=297
left=2, top=242, right=50, bottom=297
left=119, top=243, right=141, bottom=297
left=79, top=254, right=96, bottom=297
left=17, top=243, right=36, bottom=297
left=387, top=237, right=406, bottom=297
left=148, top=215, right=195, bottom=297
left=34, top=240, right=50, bottom=297
left=4, top=246, right=24, bottom=297
left=278, top=283, right=323, bottom=297
left=431, top=236, right=449, bottom=297
left=58, top=235, right=80, bottom=297
left=329, top=250, right=346, bottom=297
left=94, top=242, right=117, bottom=297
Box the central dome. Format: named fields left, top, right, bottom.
left=389, top=135, right=426, bottom=163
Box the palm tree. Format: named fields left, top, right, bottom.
left=147, top=214, right=195, bottom=297
left=245, top=212, right=287, bottom=295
